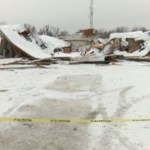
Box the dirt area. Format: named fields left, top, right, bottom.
left=0, top=63, right=150, bottom=150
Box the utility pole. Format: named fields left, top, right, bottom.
left=90, top=0, right=94, bottom=29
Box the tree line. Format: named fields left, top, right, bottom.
left=37, top=25, right=149, bottom=38
left=1, top=22, right=149, bottom=38
left=98, top=26, right=149, bottom=38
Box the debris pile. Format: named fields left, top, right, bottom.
left=103, top=31, right=150, bottom=61
left=1, top=25, right=150, bottom=68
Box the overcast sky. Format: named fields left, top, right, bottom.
left=0, top=0, right=150, bottom=32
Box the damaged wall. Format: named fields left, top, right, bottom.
left=110, top=38, right=143, bottom=52
left=0, top=36, right=29, bottom=58
left=127, top=39, right=143, bottom=53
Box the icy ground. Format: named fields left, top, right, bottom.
left=0, top=62, right=150, bottom=150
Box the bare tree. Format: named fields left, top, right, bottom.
left=131, top=26, right=149, bottom=32
left=59, top=30, right=69, bottom=36
left=114, top=26, right=129, bottom=33
left=97, top=26, right=150, bottom=38
left=38, top=25, right=69, bottom=37
left=98, top=28, right=110, bottom=38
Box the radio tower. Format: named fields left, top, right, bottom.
left=90, top=0, right=94, bottom=29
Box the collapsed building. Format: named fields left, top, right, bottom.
left=108, top=31, right=150, bottom=53
left=0, top=25, right=72, bottom=59
left=1, top=25, right=150, bottom=63
left=60, top=28, right=99, bottom=51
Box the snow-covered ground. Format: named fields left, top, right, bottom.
left=0, top=62, right=150, bottom=150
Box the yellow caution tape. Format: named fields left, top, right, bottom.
left=0, top=118, right=150, bottom=123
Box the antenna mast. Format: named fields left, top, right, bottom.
left=90, top=0, right=94, bottom=29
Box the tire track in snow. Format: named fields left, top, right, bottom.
left=88, top=85, right=149, bottom=150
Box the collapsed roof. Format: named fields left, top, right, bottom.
left=0, top=24, right=28, bottom=33
left=0, top=26, right=50, bottom=59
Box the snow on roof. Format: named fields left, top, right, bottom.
left=0, top=27, right=50, bottom=59
left=109, top=31, right=150, bottom=41
left=0, top=24, right=27, bottom=33
left=39, top=35, right=70, bottom=54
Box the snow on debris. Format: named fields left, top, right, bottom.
left=39, top=35, right=70, bottom=54
left=94, top=38, right=106, bottom=45
left=104, top=31, right=150, bottom=57
left=114, top=49, right=150, bottom=57
left=83, top=48, right=101, bottom=56
left=53, top=52, right=80, bottom=58
left=0, top=58, right=22, bottom=65
left=109, top=31, right=150, bottom=41
left=114, top=40, right=150, bottom=57
left=0, top=27, right=51, bottom=59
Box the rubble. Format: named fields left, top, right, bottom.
left=1, top=25, right=150, bottom=66
left=107, top=31, right=150, bottom=54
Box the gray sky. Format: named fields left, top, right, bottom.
left=0, top=0, right=150, bottom=32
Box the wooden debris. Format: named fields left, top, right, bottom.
left=91, top=43, right=104, bottom=49
left=71, top=55, right=106, bottom=62
left=105, top=55, right=123, bottom=62
left=105, top=54, right=150, bottom=62
left=0, top=65, right=46, bottom=70
left=52, top=57, right=71, bottom=61
left=18, top=58, right=52, bottom=65
left=0, top=58, right=52, bottom=66
left=53, top=55, right=110, bottom=65
left=121, top=56, right=150, bottom=62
